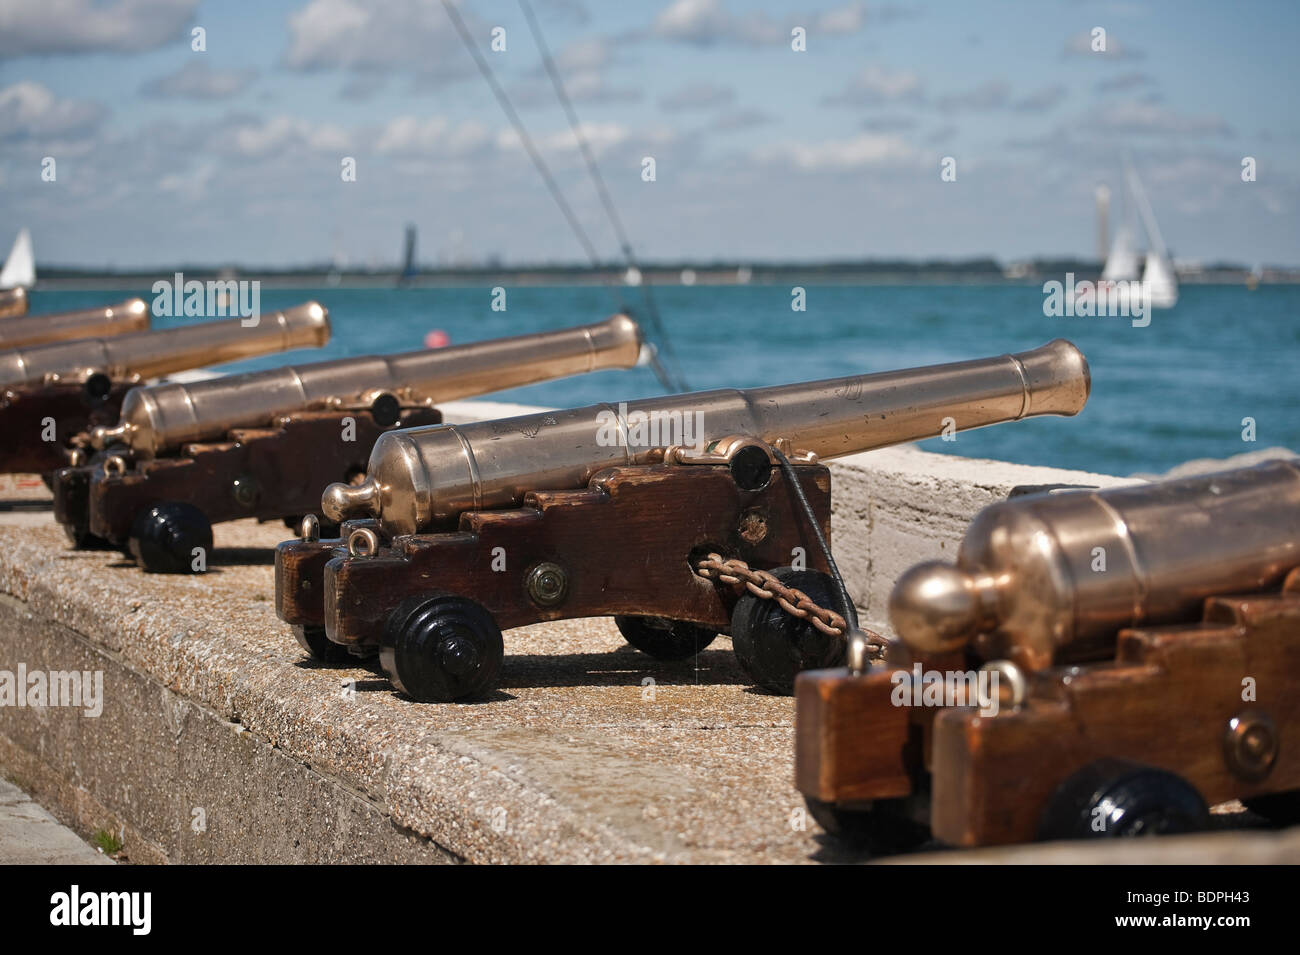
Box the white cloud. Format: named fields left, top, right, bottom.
left=554, top=70, right=643, bottom=105
left=514, top=37, right=641, bottom=106
left=158, top=161, right=216, bottom=201
left=285, top=0, right=471, bottom=75
left=225, top=115, right=351, bottom=157
left=650, top=0, right=880, bottom=46
left=652, top=0, right=833, bottom=46
left=0, top=0, right=197, bottom=57
left=141, top=61, right=257, bottom=100
left=0, top=81, right=105, bottom=141
left=812, top=1, right=868, bottom=35
left=754, top=131, right=916, bottom=170
left=824, top=65, right=924, bottom=106
left=1096, top=101, right=1231, bottom=138
left=375, top=116, right=492, bottom=157
left=552, top=36, right=612, bottom=73
left=499, top=121, right=634, bottom=158
left=653, top=0, right=739, bottom=43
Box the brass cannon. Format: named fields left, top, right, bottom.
left=0, top=302, right=330, bottom=476
left=0, top=297, right=150, bottom=349
left=275, top=340, right=1091, bottom=702
left=796, top=460, right=1300, bottom=852
left=54, top=314, right=645, bottom=573
left=0, top=287, right=30, bottom=319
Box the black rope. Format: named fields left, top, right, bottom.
left=771, top=447, right=859, bottom=632
left=516, top=0, right=689, bottom=393
left=440, top=0, right=606, bottom=273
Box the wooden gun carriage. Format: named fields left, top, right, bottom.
left=52, top=315, right=646, bottom=573
left=1, top=302, right=329, bottom=477
left=275, top=341, right=1092, bottom=700
left=796, top=461, right=1300, bottom=851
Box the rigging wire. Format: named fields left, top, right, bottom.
left=439, top=0, right=685, bottom=393
left=517, top=0, right=688, bottom=392
left=439, top=0, right=605, bottom=272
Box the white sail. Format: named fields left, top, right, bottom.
left=1101, top=225, right=1139, bottom=281
left=1126, top=163, right=1178, bottom=309
left=1142, top=252, right=1179, bottom=309
left=0, top=228, right=35, bottom=289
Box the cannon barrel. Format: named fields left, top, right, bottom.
left=91, top=313, right=643, bottom=458
left=0, top=301, right=330, bottom=391
left=323, top=339, right=1091, bottom=537
left=889, top=459, right=1300, bottom=671
left=0, top=297, right=149, bottom=349
left=0, top=287, right=27, bottom=319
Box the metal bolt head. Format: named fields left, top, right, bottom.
left=1223, top=711, right=1278, bottom=781
left=526, top=562, right=568, bottom=607
left=232, top=475, right=260, bottom=508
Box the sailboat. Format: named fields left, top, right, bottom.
left=0, top=228, right=35, bottom=290
left=1126, top=162, right=1178, bottom=308
left=1097, top=162, right=1178, bottom=309
left=1100, top=224, right=1138, bottom=283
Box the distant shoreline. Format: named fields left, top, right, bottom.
left=28, top=261, right=1298, bottom=291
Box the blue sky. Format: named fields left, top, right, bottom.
left=1, top=0, right=1297, bottom=269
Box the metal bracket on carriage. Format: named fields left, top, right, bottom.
left=662, top=434, right=818, bottom=492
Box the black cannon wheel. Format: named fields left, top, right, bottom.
left=1243, top=790, right=1300, bottom=826
left=805, top=797, right=930, bottom=855
left=128, top=501, right=213, bottom=574
left=379, top=593, right=504, bottom=703
left=1037, top=758, right=1210, bottom=840
left=730, top=567, right=848, bottom=694
left=614, top=615, right=717, bottom=660
left=292, top=624, right=364, bottom=664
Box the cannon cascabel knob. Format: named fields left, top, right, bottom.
left=323, top=476, right=381, bottom=523
left=889, top=561, right=999, bottom=655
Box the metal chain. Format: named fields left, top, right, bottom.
left=695, top=553, right=888, bottom=656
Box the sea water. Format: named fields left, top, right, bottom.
left=33, top=282, right=1299, bottom=476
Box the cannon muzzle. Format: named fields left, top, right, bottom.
left=88, top=313, right=642, bottom=458
left=0, top=287, right=28, bottom=319
left=0, top=301, right=330, bottom=392
left=0, top=298, right=150, bottom=349
left=324, top=339, right=1091, bottom=536
left=890, top=459, right=1300, bottom=671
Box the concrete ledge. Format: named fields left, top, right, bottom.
left=0, top=399, right=1294, bottom=863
